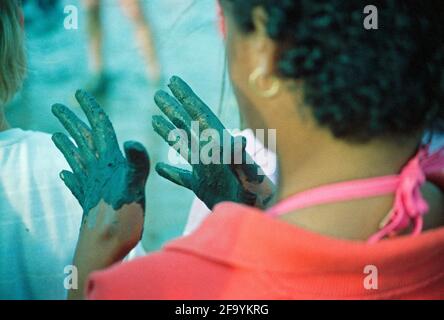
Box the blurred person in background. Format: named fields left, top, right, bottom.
left=0, top=0, right=84, bottom=299
left=84, top=0, right=162, bottom=94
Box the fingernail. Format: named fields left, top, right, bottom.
left=75, top=89, right=87, bottom=100
left=154, top=90, right=173, bottom=105
left=51, top=103, right=63, bottom=113
left=170, top=75, right=178, bottom=83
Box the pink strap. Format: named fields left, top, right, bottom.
left=267, top=146, right=444, bottom=243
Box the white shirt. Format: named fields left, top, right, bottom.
left=0, top=129, right=82, bottom=300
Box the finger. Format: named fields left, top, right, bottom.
left=52, top=133, right=87, bottom=182
left=75, top=89, right=119, bottom=153
left=238, top=159, right=266, bottom=184
left=52, top=104, right=97, bottom=161
left=59, top=170, right=84, bottom=205
left=124, top=141, right=150, bottom=188
left=152, top=115, right=191, bottom=163
left=124, top=141, right=150, bottom=210
left=168, top=76, right=225, bottom=131
left=231, top=135, right=247, bottom=165
left=155, top=162, right=193, bottom=190
left=231, top=135, right=265, bottom=183
left=154, top=90, right=193, bottom=134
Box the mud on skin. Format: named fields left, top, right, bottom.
left=152, top=75, right=275, bottom=210
left=51, top=90, right=150, bottom=217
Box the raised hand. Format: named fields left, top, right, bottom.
left=51, top=90, right=150, bottom=217
left=52, top=91, right=151, bottom=299
left=152, top=76, right=275, bottom=210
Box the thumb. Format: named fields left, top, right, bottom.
left=155, top=162, right=193, bottom=190
left=231, top=135, right=264, bottom=183
left=124, top=141, right=150, bottom=189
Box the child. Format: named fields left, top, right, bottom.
left=54, top=0, right=444, bottom=299
left=0, top=0, right=82, bottom=299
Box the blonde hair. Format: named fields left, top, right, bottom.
left=0, top=0, right=26, bottom=105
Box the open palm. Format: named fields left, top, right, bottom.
left=152, top=76, right=275, bottom=210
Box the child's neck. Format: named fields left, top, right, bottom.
left=275, top=130, right=427, bottom=240
left=277, top=134, right=420, bottom=201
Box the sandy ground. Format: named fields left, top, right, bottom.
left=7, top=0, right=240, bottom=251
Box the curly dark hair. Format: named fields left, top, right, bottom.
left=221, top=0, right=444, bottom=141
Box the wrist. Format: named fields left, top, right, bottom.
left=70, top=202, right=144, bottom=298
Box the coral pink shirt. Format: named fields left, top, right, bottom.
left=87, top=202, right=444, bottom=299
left=87, top=146, right=444, bottom=299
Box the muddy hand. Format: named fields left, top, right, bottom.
left=152, top=76, right=275, bottom=210
left=51, top=90, right=150, bottom=217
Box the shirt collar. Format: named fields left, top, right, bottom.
left=166, top=202, right=444, bottom=277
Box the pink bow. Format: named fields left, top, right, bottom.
left=368, top=148, right=431, bottom=243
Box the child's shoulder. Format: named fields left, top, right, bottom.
left=14, top=129, right=60, bottom=154
left=0, top=128, right=53, bottom=148
left=0, top=128, right=69, bottom=172
left=19, top=129, right=54, bottom=145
